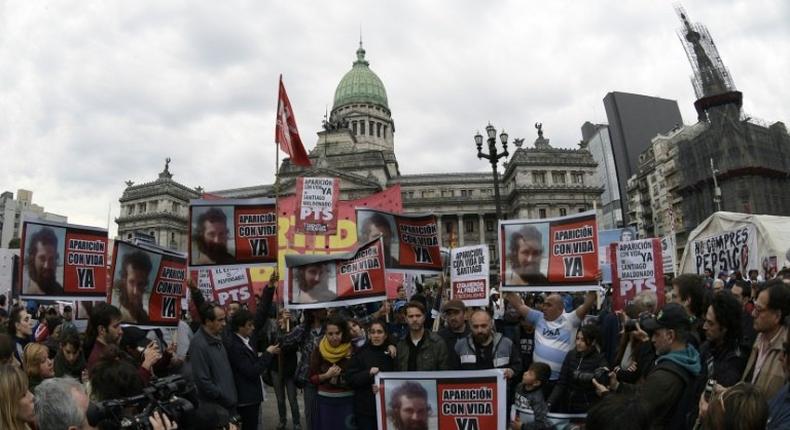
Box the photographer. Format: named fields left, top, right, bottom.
left=594, top=303, right=701, bottom=430
left=547, top=324, right=607, bottom=413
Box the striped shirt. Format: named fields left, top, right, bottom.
left=525, top=309, right=581, bottom=380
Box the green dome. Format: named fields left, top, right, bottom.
left=332, top=43, right=388, bottom=110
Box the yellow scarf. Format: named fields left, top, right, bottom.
left=319, top=336, right=351, bottom=363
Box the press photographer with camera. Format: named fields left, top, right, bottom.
left=547, top=324, right=607, bottom=413
left=593, top=303, right=701, bottom=430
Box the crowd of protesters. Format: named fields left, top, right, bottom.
left=0, top=266, right=788, bottom=430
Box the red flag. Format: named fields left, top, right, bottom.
left=275, top=75, right=312, bottom=167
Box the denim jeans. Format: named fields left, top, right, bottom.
left=272, top=371, right=301, bottom=427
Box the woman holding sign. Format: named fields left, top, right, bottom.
left=309, top=316, right=355, bottom=429
left=347, top=320, right=395, bottom=430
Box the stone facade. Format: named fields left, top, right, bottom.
left=0, top=189, right=67, bottom=248
left=115, top=160, right=200, bottom=251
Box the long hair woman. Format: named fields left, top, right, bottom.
left=23, top=343, right=54, bottom=392
left=0, top=363, right=36, bottom=430
left=347, top=319, right=395, bottom=430
left=309, top=316, right=354, bottom=429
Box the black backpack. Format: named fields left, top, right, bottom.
left=653, top=359, right=695, bottom=430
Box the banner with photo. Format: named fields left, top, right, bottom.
left=110, top=241, right=187, bottom=327
left=499, top=211, right=599, bottom=292
left=188, top=265, right=275, bottom=312
left=295, top=176, right=340, bottom=235
left=19, top=219, right=109, bottom=301
left=597, top=227, right=638, bottom=284
left=610, top=238, right=665, bottom=311
left=375, top=370, right=507, bottom=430
left=689, top=225, right=757, bottom=275
left=188, top=198, right=277, bottom=268
left=450, top=245, right=490, bottom=307
left=284, top=237, right=387, bottom=309
left=356, top=209, right=442, bottom=271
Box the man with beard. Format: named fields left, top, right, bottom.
left=115, top=251, right=152, bottom=324
left=293, top=263, right=336, bottom=304
left=360, top=212, right=399, bottom=266
left=23, top=227, right=64, bottom=295
left=507, top=225, right=548, bottom=285
left=193, top=208, right=235, bottom=265
left=388, top=381, right=432, bottom=430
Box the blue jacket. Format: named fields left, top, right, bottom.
left=767, top=384, right=790, bottom=430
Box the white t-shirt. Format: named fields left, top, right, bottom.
left=525, top=309, right=581, bottom=380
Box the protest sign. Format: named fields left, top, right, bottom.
left=356, top=209, right=442, bottom=271
left=500, top=211, right=599, bottom=292
left=610, top=238, right=665, bottom=311
left=660, top=234, right=676, bottom=274
left=689, top=225, right=757, bottom=275
left=189, top=265, right=274, bottom=312
left=110, top=241, right=187, bottom=327
left=19, top=219, right=108, bottom=301
left=597, top=228, right=638, bottom=284
left=375, top=370, right=506, bottom=430
left=450, top=245, right=489, bottom=306
left=285, top=237, right=387, bottom=309
left=189, top=198, right=277, bottom=268
left=295, top=176, right=339, bottom=235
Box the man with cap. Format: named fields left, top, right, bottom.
left=437, top=299, right=470, bottom=361
left=593, top=303, right=701, bottom=430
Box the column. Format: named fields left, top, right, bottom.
left=457, top=214, right=464, bottom=246
left=437, top=215, right=443, bottom=246
left=479, top=214, right=485, bottom=244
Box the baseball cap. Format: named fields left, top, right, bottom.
left=441, top=300, right=466, bottom=313
left=120, top=326, right=152, bottom=350
left=641, top=303, right=694, bottom=331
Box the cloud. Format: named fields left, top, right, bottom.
left=0, top=0, right=787, bottom=236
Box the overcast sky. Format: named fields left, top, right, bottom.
left=1, top=0, right=788, bottom=237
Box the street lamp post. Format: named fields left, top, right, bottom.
left=475, top=124, right=509, bottom=219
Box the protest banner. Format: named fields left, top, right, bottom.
left=500, top=211, right=599, bottom=292
left=356, top=209, right=442, bottom=271
left=689, top=224, right=757, bottom=275
left=376, top=370, right=506, bottom=430
left=284, top=237, right=387, bottom=309
left=110, top=241, right=187, bottom=327
left=189, top=265, right=275, bottom=312
left=295, top=176, right=340, bottom=235
left=189, top=198, right=277, bottom=268
left=450, top=245, right=490, bottom=307
left=19, top=219, right=108, bottom=301
left=610, top=238, right=665, bottom=311
left=597, top=227, right=637, bottom=284
left=660, top=234, right=676, bottom=274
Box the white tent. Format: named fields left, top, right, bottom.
left=679, top=211, right=790, bottom=276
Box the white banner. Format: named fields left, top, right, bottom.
left=450, top=245, right=490, bottom=307
left=690, top=225, right=757, bottom=274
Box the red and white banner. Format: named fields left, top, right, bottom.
left=295, top=176, right=339, bottom=235
left=284, top=238, right=387, bottom=309
left=189, top=265, right=274, bottom=312
left=610, top=238, right=665, bottom=311
left=500, top=211, right=599, bottom=292
left=189, top=198, right=278, bottom=268
left=450, top=245, right=490, bottom=307
left=19, top=219, right=108, bottom=301
left=356, top=209, right=442, bottom=271
left=375, top=370, right=507, bottom=430
left=275, top=75, right=311, bottom=167
left=110, top=241, right=187, bottom=327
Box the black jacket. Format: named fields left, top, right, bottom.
left=548, top=348, right=607, bottom=413
left=226, top=333, right=275, bottom=406
left=187, top=328, right=237, bottom=411
left=346, top=342, right=395, bottom=417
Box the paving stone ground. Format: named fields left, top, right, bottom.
left=258, top=385, right=308, bottom=429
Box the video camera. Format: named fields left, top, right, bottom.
left=623, top=311, right=655, bottom=333
left=572, top=367, right=610, bottom=387
left=87, top=375, right=195, bottom=429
